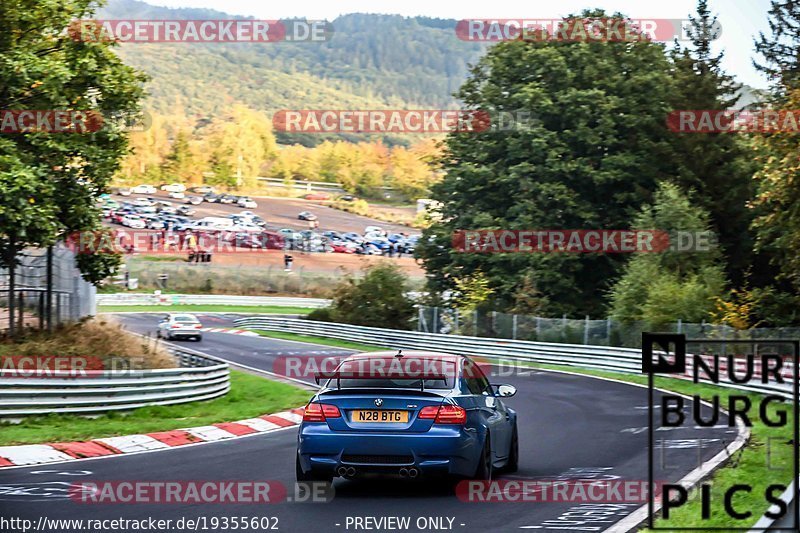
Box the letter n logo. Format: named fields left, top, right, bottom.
left=642, top=333, right=686, bottom=374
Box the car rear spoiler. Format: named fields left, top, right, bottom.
left=314, top=370, right=451, bottom=391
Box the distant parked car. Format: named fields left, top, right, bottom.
left=330, top=240, right=358, bottom=253
left=364, top=225, right=385, bottom=236
left=342, top=232, right=364, bottom=244
left=337, top=194, right=355, bottom=202
left=168, top=191, right=185, bottom=199
left=304, top=193, right=330, bottom=201
left=160, top=183, right=186, bottom=193
left=203, top=193, right=220, bottom=203
left=219, top=194, right=238, bottom=204
left=177, top=205, right=195, bottom=216
left=131, top=197, right=154, bottom=208
left=116, top=187, right=132, bottom=196
left=237, top=197, right=257, bottom=208
left=189, top=185, right=214, bottom=194
left=298, top=211, right=317, bottom=221
left=186, top=196, right=203, bottom=205
left=130, top=184, right=156, bottom=194
left=121, top=214, right=146, bottom=229
left=278, top=228, right=303, bottom=242
left=322, top=230, right=342, bottom=241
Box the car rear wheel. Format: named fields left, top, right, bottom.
left=474, top=437, right=492, bottom=480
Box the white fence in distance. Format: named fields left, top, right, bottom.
left=97, top=293, right=331, bottom=308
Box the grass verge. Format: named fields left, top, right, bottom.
left=249, top=329, right=386, bottom=352
left=531, top=363, right=794, bottom=530
left=0, top=370, right=310, bottom=446
left=98, top=305, right=314, bottom=314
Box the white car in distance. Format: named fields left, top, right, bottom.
left=121, top=215, right=146, bottom=229
left=156, top=313, right=203, bottom=341
left=237, top=197, right=257, bottom=208
left=131, top=184, right=157, bottom=194
left=161, top=183, right=187, bottom=193
left=131, top=198, right=154, bottom=208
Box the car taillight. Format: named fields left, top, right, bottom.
left=418, top=405, right=466, bottom=424
left=171, top=324, right=180, bottom=328
left=195, top=324, right=202, bottom=329
left=302, top=403, right=341, bottom=422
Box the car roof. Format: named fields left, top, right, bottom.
left=343, top=350, right=462, bottom=364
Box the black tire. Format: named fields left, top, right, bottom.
left=504, top=424, right=519, bottom=473
left=295, top=454, right=332, bottom=484
left=474, top=436, right=493, bottom=480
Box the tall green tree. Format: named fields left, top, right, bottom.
left=748, top=1, right=800, bottom=325
left=417, top=10, right=684, bottom=315
left=669, top=0, right=756, bottom=286
left=754, top=0, right=800, bottom=99
left=608, top=182, right=727, bottom=328
left=0, top=0, right=145, bottom=331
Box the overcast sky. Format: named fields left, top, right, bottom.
left=144, top=0, right=774, bottom=89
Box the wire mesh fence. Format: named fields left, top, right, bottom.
left=416, top=307, right=800, bottom=348
left=0, top=245, right=96, bottom=333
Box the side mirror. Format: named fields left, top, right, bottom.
left=494, top=384, right=517, bottom=398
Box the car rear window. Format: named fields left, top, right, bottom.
left=173, top=315, right=198, bottom=323
left=326, top=357, right=456, bottom=390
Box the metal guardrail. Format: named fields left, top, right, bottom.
left=97, top=293, right=331, bottom=308
left=0, top=347, right=229, bottom=417
left=232, top=317, right=795, bottom=400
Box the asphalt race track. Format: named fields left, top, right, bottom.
left=0, top=313, right=738, bottom=532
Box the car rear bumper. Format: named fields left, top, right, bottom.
left=167, top=330, right=202, bottom=338
left=297, top=424, right=481, bottom=477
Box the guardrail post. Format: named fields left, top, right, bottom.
left=606, top=318, right=612, bottom=345
left=536, top=317, right=541, bottom=339
left=677, top=319, right=682, bottom=334
left=433, top=306, right=439, bottom=334
left=512, top=314, right=518, bottom=340
left=418, top=307, right=427, bottom=333
left=583, top=315, right=589, bottom=345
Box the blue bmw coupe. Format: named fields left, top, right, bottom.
left=296, top=351, right=518, bottom=482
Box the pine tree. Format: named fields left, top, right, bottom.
left=754, top=0, right=800, bottom=98
left=668, top=0, right=756, bottom=286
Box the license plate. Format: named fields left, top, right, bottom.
left=351, top=410, right=408, bottom=423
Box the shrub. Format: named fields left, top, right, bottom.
left=307, top=263, right=414, bottom=329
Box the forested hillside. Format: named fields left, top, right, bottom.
left=101, top=0, right=485, bottom=116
